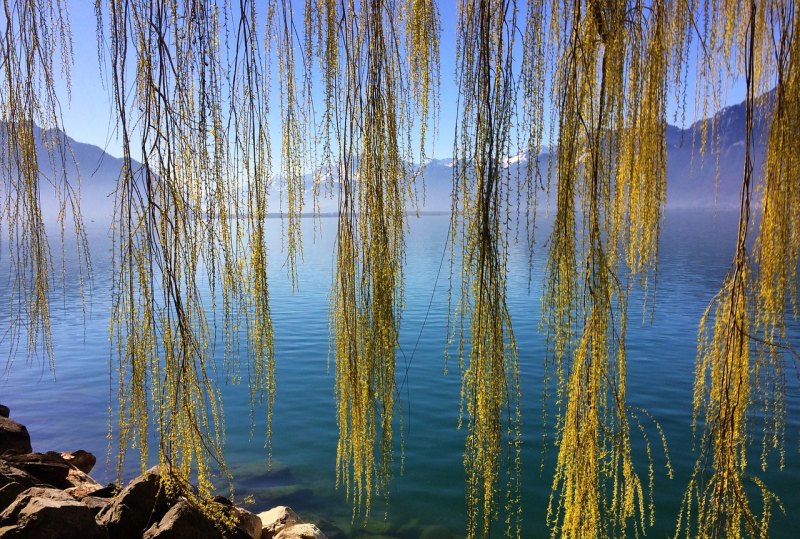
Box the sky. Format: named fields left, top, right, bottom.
left=54, top=1, right=745, bottom=163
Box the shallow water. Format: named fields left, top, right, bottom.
left=1, top=211, right=798, bottom=538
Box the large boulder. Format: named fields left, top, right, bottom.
left=0, top=486, right=107, bottom=538
left=60, top=450, right=96, bottom=474
left=0, top=405, right=9, bottom=418
left=142, top=499, right=222, bottom=539
left=96, top=467, right=174, bottom=539
left=259, top=505, right=301, bottom=539
left=273, top=523, right=327, bottom=539
left=232, top=505, right=262, bottom=539
left=0, top=418, right=32, bottom=455
left=0, top=482, right=26, bottom=512
left=0, top=462, right=41, bottom=490
left=1, top=452, right=71, bottom=488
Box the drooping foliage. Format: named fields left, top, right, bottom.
left=536, top=1, right=690, bottom=536
left=99, top=0, right=277, bottom=499
left=450, top=0, right=521, bottom=536
left=1, top=1, right=799, bottom=538
left=678, top=1, right=800, bottom=537
left=1, top=0, right=88, bottom=370
left=305, top=0, right=439, bottom=520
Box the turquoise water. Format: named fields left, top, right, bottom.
left=1, top=211, right=798, bottom=538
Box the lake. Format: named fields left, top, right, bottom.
left=1, top=211, right=798, bottom=538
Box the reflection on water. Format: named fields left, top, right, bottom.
left=1, top=211, right=798, bottom=538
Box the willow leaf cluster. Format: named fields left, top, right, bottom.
left=100, top=0, right=277, bottom=499
left=1, top=0, right=88, bottom=370
left=451, top=1, right=521, bottom=536
left=305, top=0, right=438, bottom=520
left=537, top=1, right=689, bottom=537
left=679, top=1, right=800, bottom=537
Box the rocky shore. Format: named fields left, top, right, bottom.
left=0, top=404, right=327, bottom=538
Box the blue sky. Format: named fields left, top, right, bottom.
left=56, top=1, right=744, bottom=162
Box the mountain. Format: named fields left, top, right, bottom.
left=1, top=122, right=125, bottom=221
left=3, top=92, right=769, bottom=222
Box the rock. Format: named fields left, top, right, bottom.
left=0, top=462, right=42, bottom=490
left=142, top=499, right=222, bottom=539
left=232, top=505, right=263, bottom=539
left=64, top=467, right=103, bottom=497
left=259, top=505, right=301, bottom=539
left=0, top=418, right=32, bottom=456
left=81, top=495, right=113, bottom=516
left=419, top=525, right=456, bottom=539
left=60, top=450, right=96, bottom=474
left=274, top=523, right=327, bottom=539
left=90, top=483, right=122, bottom=498
left=96, top=466, right=174, bottom=539
left=0, top=482, right=26, bottom=512
left=1, top=452, right=71, bottom=488
left=0, top=486, right=107, bottom=538
left=0, top=405, right=9, bottom=418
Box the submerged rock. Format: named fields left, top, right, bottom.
left=0, top=486, right=107, bottom=538
left=0, top=418, right=32, bottom=456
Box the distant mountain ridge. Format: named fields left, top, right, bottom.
left=7, top=92, right=770, bottom=220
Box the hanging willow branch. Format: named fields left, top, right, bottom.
left=101, top=0, right=276, bottom=499
left=679, top=1, right=799, bottom=537
left=1, top=0, right=88, bottom=370
left=451, top=1, right=521, bottom=536
left=540, top=1, right=688, bottom=536
left=306, top=0, right=438, bottom=520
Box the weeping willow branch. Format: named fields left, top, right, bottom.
left=679, top=1, right=799, bottom=537
left=307, top=0, right=438, bottom=520
left=452, top=1, right=521, bottom=537
left=541, top=1, right=686, bottom=537
left=1, top=0, right=88, bottom=370
left=101, top=0, right=276, bottom=500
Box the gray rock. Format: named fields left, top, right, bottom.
left=273, top=523, right=327, bottom=539
left=96, top=466, right=174, bottom=539
left=0, top=418, right=32, bottom=456
left=0, top=482, right=26, bottom=512
left=259, top=505, right=301, bottom=539
left=81, top=495, right=113, bottom=516
left=0, top=462, right=42, bottom=490
left=142, top=499, right=222, bottom=539
left=0, top=405, right=9, bottom=418
left=0, top=486, right=107, bottom=538
left=60, top=450, right=97, bottom=474
left=1, top=452, right=71, bottom=488
left=232, top=505, right=263, bottom=539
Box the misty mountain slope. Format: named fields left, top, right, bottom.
left=1, top=123, right=126, bottom=221
left=3, top=91, right=771, bottom=222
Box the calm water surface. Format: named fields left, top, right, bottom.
left=1, top=211, right=798, bottom=538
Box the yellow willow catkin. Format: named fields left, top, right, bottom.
left=311, top=0, right=430, bottom=519
left=752, top=0, right=800, bottom=474
left=101, top=0, right=275, bottom=503
left=1, top=0, right=89, bottom=370
left=542, top=1, right=687, bottom=537
left=452, top=1, right=521, bottom=536
left=679, top=1, right=798, bottom=537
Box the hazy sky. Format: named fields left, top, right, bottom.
left=55, top=1, right=745, bottom=162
